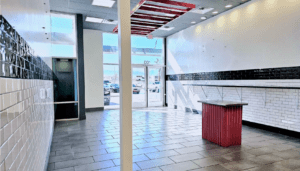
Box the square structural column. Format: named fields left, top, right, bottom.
left=118, top=0, right=133, bottom=171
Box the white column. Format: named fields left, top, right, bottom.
left=118, top=0, right=132, bottom=171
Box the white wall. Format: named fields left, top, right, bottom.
left=167, top=0, right=300, bottom=75
left=0, top=0, right=54, bottom=170
left=166, top=0, right=300, bottom=132
left=83, top=29, right=104, bottom=109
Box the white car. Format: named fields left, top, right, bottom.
left=136, top=83, right=142, bottom=87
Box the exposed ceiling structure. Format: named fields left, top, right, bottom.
left=49, top=0, right=251, bottom=37
left=112, top=0, right=195, bottom=35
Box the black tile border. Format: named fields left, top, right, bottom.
left=167, top=66, right=300, bottom=81
left=242, top=120, right=300, bottom=139
left=86, top=107, right=104, bottom=112
left=0, top=15, right=53, bottom=80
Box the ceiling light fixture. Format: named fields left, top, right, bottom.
left=92, top=0, right=115, bottom=8
left=158, top=26, right=175, bottom=31
left=225, top=4, right=233, bottom=8
left=212, top=11, right=218, bottom=14
left=201, top=17, right=207, bottom=20
left=190, top=7, right=214, bottom=14
left=86, top=17, right=104, bottom=23
left=191, top=21, right=196, bottom=24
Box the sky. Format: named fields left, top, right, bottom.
left=103, top=33, right=163, bottom=49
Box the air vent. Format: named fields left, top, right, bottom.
left=190, top=7, right=214, bottom=14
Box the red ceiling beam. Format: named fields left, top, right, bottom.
left=131, top=22, right=161, bottom=28
left=131, top=14, right=172, bottom=22
left=134, top=12, right=175, bottom=20
left=139, top=6, right=184, bottom=16
left=143, top=3, right=189, bottom=12
left=131, top=27, right=155, bottom=32
left=131, top=19, right=165, bottom=26
left=147, top=0, right=196, bottom=9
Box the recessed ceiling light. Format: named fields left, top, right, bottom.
left=86, top=17, right=104, bottom=23
left=212, top=11, right=218, bottom=14
left=191, top=21, right=196, bottom=24
left=158, top=26, right=175, bottom=31
left=190, top=7, right=214, bottom=14
left=201, top=17, right=207, bottom=20
left=225, top=4, right=233, bottom=8
left=92, top=0, right=115, bottom=8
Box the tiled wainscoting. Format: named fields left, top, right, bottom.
left=167, top=80, right=300, bottom=132
left=0, top=78, right=54, bottom=171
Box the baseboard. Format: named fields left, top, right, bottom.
left=86, top=107, right=104, bottom=112
left=242, top=120, right=300, bottom=138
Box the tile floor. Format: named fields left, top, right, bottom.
left=48, top=108, right=300, bottom=171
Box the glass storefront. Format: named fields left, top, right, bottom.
left=103, top=33, right=164, bottom=109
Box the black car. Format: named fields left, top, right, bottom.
left=110, top=84, right=119, bottom=93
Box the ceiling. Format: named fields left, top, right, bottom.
left=50, top=0, right=250, bottom=38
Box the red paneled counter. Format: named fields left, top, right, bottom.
left=199, top=100, right=248, bottom=147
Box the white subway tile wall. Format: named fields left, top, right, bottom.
left=167, top=80, right=300, bottom=132
left=0, top=77, right=54, bottom=171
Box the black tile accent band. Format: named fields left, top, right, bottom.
left=0, top=15, right=53, bottom=80
left=167, top=66, right=300, bottom=81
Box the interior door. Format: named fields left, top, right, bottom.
left=53, top=58, right=78, bottom=120
left=147, top=66, right=164, bottom=107
left=132, top=66, right=147, bottom=108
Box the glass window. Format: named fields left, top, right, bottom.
left=103, top=33, right=164, bottom=65
left=51, top=13, right=77, bottom=58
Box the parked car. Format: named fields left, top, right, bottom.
left=110, top=84, right=119, bottom=93
left=136, top=76, right=145, bottom=81
left=136, top=83, right=142, bottom=87
left=104, top=80, right=111, bottom=85
left=133, top=88, right=140, bottom=94
left=104, top=86, right=110, bottom=105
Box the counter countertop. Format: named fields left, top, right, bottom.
left=198, top=100, right=248, bottom=107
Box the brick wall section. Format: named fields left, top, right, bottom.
left=0, top=77, right=54, bottom=171
left=167, top=80, right=300, bottom=132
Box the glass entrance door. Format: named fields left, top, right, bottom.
left=132, top=67, right=147, bottom=108
left=147, top=67, right=164, bottom=107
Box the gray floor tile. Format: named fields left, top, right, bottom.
left=160, top=161, right=200, bottom=171
left=74, top=160, right=115, bottom=171
left=170, top=153, right=204, bottom=163
left=49, top=154, right=74, bottom=164
left=93, top=153, right=120, bottom=162
left=55, top=157, right=94, bottom=169
left=136, top=158, right=174, bottom=170
left=155, top=144, right=185, bottom=151
left=112, top=154, right=150, bottom=165
left=74, top=149, right=107, bottom=159
left=174, top=146, right=204, bottom=154
left=49, top=108, right=300, bottom=171
left=192, top=157, right=220, bottom=167
left=145, top=150, right=179, bottom=159
left=189, top=164, right=230, bottom=171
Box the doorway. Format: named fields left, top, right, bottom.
left=132, top=65, right=164, bottom=108
left=53, top=58, right=78, bottom=120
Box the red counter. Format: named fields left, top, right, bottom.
left=199, top=100, right=248, bottom=147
